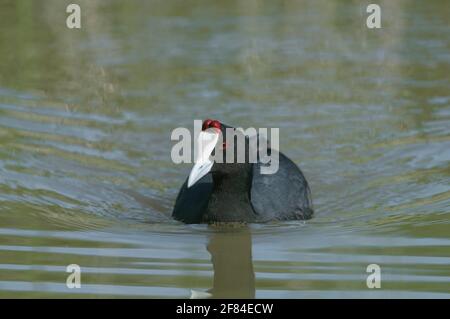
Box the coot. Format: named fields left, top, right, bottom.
left=172, top=119, right=313, bottom=223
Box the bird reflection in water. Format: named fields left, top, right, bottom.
left=191, top=226, right=255, bottom=299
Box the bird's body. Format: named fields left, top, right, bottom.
left=172, top=120, right=313, bottom=224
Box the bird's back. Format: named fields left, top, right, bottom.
left=250, top=151, right=313, bottom=221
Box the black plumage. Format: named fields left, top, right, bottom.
left=172, top=120, right=313, bottom=224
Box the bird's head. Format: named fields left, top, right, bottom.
left=187, top=119, right=252, bottom=188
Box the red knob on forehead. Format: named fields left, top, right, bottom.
left=209, top=120, right=221, bottom=130
left=202, top=119, right=213, bottom=131
left=202, top=119, right=221, bottom=131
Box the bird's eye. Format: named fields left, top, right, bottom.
left=202, top=119, right=221, bottom=131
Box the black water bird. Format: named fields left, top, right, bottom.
left=172, top=119, right=313, bottom=224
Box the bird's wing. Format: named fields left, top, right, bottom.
left=172, top=173, right=213, bottom=223
left=250, top=151, right=313, bottom=221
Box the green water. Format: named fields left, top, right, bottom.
left=0, top=0, right=449, bottom=298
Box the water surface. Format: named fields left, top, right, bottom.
left=0, top=0, right=449, bottom=298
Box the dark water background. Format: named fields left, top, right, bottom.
left=0, top=0, right=449, bottom=297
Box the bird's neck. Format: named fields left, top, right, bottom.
left=205, top=164, right=256, bottom=223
